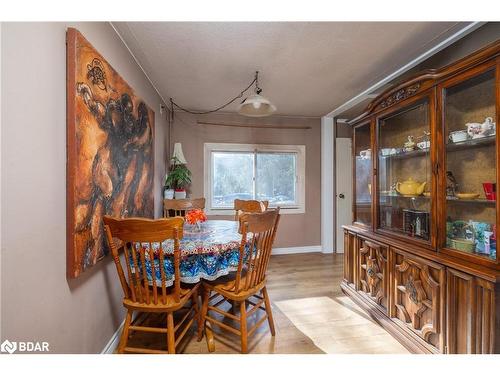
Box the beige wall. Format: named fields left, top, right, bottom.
left=171, top=112, right=321, bottom=248
left=1, top=22, right=169, bottom=353
left=336, top=121, right=352, bottom=138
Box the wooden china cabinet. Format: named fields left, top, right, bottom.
left=342, top=40, right=500, bottom=354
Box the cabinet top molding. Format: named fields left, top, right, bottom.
left=350, top=39, right=500, bottom=125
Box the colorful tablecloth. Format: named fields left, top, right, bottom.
left=132, top=220, right=251, bottom=286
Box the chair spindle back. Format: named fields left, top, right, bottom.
left=233, top=209, right=280, bottom=293
left=233, top=199, right=269, bottom=221
left=103, top=216, right=185, bottom=305
left=163, top=198, right=206, bottom=218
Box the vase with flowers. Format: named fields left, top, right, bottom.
left=185, top=209, right=207, bottom=232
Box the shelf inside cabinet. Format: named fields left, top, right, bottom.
left=446, top=135, right=495, bottom=151
left=380, top=193, right=495, bottom=205
left=447, top=197, right=495, bottom=204
left=380, top=193, right=430, bottom=200
left=379, top=148, right=430, bottom=161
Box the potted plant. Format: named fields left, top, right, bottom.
left=165, top=156, right=192, bottom=199
left=163, top=173, right=174, bottom=199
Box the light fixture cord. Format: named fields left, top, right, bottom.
left=169, top=71, right=259, bottom=116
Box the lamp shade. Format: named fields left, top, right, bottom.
left=237, top=93, right=277, bottom=117
left=172, top=142, right=187, bottom=164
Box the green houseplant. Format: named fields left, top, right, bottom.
left=165, top=156, right=192, bottom=199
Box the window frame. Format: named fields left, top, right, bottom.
left=204, top=143, right=306, bottom=215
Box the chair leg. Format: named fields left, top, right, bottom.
left=192, top=290, right=200, bottom=336
left=240, top=300, right=248, bottom=354
left=198, top=287, right=210, bottom=341
left=118, top=310, right=132, bottom=354
left=167, top=312, right=175, bottom=354
left=262, top=286, right=276, bottom=336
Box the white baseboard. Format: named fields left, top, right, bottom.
left=272, top=245, right=322, bottom=255
left=101, top=319, right=125, bottom=354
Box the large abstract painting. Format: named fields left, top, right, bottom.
left=66, top=28, right=154, bottom=278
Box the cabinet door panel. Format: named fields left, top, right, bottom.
left=391, top=247, right=445, bottom=352
left=440, top=65, right=498, bottom=265
left=357, top=237, right=389, bottom=313
left=376, top=95, right=434, bottom=244
left=474, top=278, right=497, bottom=353
left=343, top=230, right=356, bottom=286
left=447, top=269, right=497, bottom=353
left=353, top=122, right=373, bottom=226
left=446, top=268, right=474, bottom=353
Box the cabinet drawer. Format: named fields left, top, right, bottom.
left=390, top=247, right=446, bottom=353
left=357, top=237, right=389, bottom=314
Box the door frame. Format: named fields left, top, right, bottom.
left=335, top=135, right=353, bottom=253
left=321, top=116, right=335, bottom=253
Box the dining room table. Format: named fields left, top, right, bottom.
left=135, top=219, right=250, bottom=287
left=178, top=219, right=249, bottom=284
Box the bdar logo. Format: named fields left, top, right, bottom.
left=1, top=340, right=17, bottom=354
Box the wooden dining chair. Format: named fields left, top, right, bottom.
left=198, top=209, right=281, bottom=353
left=103, top=216, right=201, bottom=354
left=233, top=199, right=269, bottom=221
left=163, top=197, right=206, bottom=218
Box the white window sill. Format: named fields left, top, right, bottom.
left=206, top=207, right=305, bottom=216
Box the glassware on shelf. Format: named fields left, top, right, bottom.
left=443, top=69, right=497, bottom=260
left=377, top=97, right=431, bottom=241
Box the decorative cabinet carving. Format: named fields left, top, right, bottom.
left=391, top=248, right=445, bottom=353
left=357, top=238, right=389, bottom=313
left=343, top=231, right=356, bottom=286
left=342, top=228, right=500, bottom=354
left=379, top=83, right=421, bottom=109
left=446, top=269, right=498, bottom=353
left=341, top=41, right=500, bottom=354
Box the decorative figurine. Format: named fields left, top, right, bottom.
left=403, top=136, right=416, bottom=152
left=446, top=171, right=458, bottom=197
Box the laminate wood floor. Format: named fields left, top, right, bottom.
left=124, top=253, right=409, bottom=354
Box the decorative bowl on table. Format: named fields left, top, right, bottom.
left=455, top=193, right=480, bottom=200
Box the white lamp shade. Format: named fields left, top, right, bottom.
left=172, top=142, right=187, bottom=164
left=237, top=93, right=277, bottom=117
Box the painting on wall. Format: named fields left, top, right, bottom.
left=66, top=28, right=155, bottom=278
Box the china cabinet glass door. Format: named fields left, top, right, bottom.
left=377, top=97, right=432, bottom=242
left=442, top=67, right=497, bottom=262
left=354, top=122, right=372, bottom=226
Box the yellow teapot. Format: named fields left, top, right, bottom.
left=395, top=178, right=427, bottom=196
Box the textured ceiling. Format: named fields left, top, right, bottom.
left=113, top=22, right=470, bottom=117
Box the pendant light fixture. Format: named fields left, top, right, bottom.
left=237, top=71, right=276, bottom=117
left=168, top=71, right=276, bottom=119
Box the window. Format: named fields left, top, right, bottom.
left=204, top=143, right=305, bottom=214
